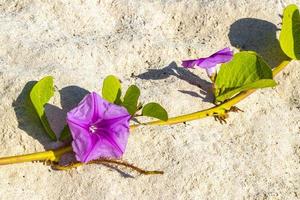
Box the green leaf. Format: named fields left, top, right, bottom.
left=279, top=4, right=300, bottom=59
left=122, top=85, right=140, bottom=115
left=30, top=76, right=56, bottom=140
left=59, top=125, right=71, bottom=141
left=142, top=102, right=168, bottom=121
left=102, top=75, right=122, bottom=103
left=215, top=51, right=277, bottom=102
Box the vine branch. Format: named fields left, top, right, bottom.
left=52, top=158, right=164, bottom=175
left=0, top=59, right=292, bottom=166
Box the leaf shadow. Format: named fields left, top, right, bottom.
left=136, top=61, right=214, bottom=102
left=46, top=86, right=90, bottom=141
left=59, top=86, right=90, bottom=113
left=12, top=81, right=52, bottom=147
left=228, top=18, right=289, bottom=68
left=12, top=82, right=89, bottom=149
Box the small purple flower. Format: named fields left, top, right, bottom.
left=182, top=47, right=233, bottom=76
left=66, top=92, right=131, bottom=163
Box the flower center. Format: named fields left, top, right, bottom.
left=89, top=125, right=98, bottom=133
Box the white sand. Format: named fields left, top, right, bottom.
left=0, top=0, right=300, bottom=199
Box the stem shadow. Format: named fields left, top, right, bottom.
left=101, top=163, right=134, bottom=178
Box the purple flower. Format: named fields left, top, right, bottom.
left=66, top=92, right=131, bottom=163
left=182, top=47, right=233, bottom=76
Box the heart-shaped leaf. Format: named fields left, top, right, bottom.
left=142, top=102, right=168, bottom=121
left=279, top=4, right=300, bottom=59
left=30, top=76, right=57, bottom=140
left=122, top=85, right=140, bottom=115
left=102, top=75, right=122, bottom=103
left=215, top=51, right=277, bottom=102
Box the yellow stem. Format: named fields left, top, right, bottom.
left=0, top=60, right=292, bottom=166
left=0, top=146, right=72, bottom=165
left=132, top=60, right=292, bottom=127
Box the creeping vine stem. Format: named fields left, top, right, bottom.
left=0, top=59, right=292, bottom=167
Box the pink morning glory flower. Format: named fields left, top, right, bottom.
left=66, top=92, right=131, bottom=163
left=182, top=47, right=233, bottom=76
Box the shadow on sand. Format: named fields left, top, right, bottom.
left=137, top=18, right=289, bottom=102
left=136, top=61, right=215, bottom=102
left=12, top=83, right=89, bottom=149
left=228, top=18, right=289, bottom=68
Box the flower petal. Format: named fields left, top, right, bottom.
left=182, top=58, right=205, bottom=68
left=66, top=93, right=97, bottom=127
left=205, top=64, right=221, bottom=76
left=92, top=94, right=131, bottom=159
left=89, top=103, right=130, bottom=161
left=182, top=47, right=233, bottom=69
left=84, top=132, right=125, bottom=162
left=67, top=92, right=131, bottom=163
left=68, top=123, right=93, bottom=162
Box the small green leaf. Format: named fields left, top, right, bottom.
left=122, top=85, right=140, bottom=115
left=30, top=76, right=56, bottom=140
left=279, top=4, right=300, bottom=59
left=215, top=51, right=277, bottom=102
left=102, top=75, right=122, bottom=103
left=59, top=125, right=71, bottom=141
left=142, top=102, right=168, bottom=121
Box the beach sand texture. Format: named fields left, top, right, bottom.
left=0, top=0, right=300, bottom=199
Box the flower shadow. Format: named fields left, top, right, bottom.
left=228, top=18, right=289, bottom=68
left=136, top=61, right=214, bottom=102
left=12, top=82, right=89, bottom=149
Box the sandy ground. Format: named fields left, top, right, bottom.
left=0, top=0, right=300, bottom=199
